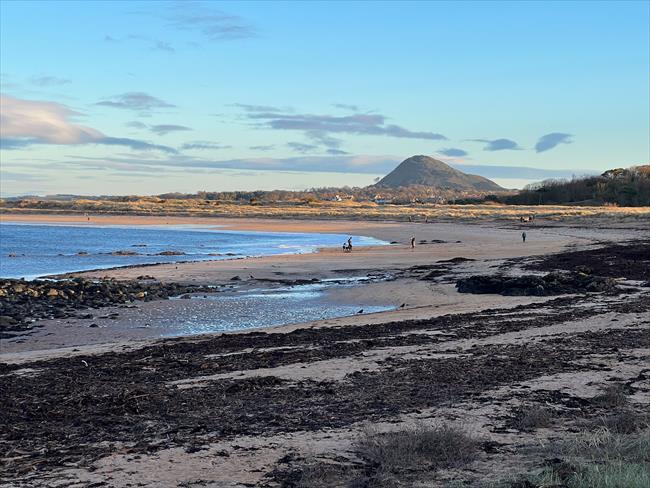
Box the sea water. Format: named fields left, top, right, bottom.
left=0, top=222, right=396, bottom=338
left=0, top=222, right=386, bottom=279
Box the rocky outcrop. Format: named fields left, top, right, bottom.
left=456, top=272, right=617, bottom=296
left=0, top=278, right=214, bottom=337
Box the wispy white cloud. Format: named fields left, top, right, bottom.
left=30, top=75, right=71, bottom=87
left=1, top=94, right=102, bottom=144
left=0, top=94, right=176, bottom=153
left=166, top=1, right=256, bottom=40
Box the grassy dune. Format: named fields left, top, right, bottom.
left=2, top=198, right=650, bottom=222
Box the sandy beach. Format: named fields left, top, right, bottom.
left=1, top=213, right=649, bottom=487
left=2, top=213, right=641, bottom=355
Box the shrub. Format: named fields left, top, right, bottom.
left=592, top=384, right=630, bottom=408
left=513, top=406, right=553, bottom=431
left=355, top=423, right=479, bottom=472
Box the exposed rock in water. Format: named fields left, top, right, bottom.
left=0, top=278, right=217, bottom=338
left=110, top=250, right=138, bottom=256
left=456, top=272, right=618, bottom=296
left=155, top=250, right=185, bottom=256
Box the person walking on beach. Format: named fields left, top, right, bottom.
left=522, top=231, right=527, bottom=243
left=347, top=236, right=353, bottom=251
left=410, top=235, right=416, bottom=249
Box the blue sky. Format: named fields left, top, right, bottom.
left=1, top=0, right=648, bottom=196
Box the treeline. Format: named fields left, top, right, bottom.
left=502, top=166, right=650, bottom=207
left=156, top=185, right=503, bottom=204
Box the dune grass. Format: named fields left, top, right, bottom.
left=291, top=423, right=480, bottom=488
left=2, top=198, right=650, bottom=223
left=503, top=425, right=650, bottom=488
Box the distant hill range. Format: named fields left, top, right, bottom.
left=374, top=155, right=503, bottom=192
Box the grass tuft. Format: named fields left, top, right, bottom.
left=590, top=410, right=650, bottom=435
left=513, top=406, right=553, bottom=431
left=591, top=384, right=630, bottom=408
left=355, top=423, right=479, bottom=472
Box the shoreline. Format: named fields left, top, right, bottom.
left=2, top=215, right=648, bottom=358
left=0, top=212, right=409, bottom=237
left=1, top=217, right=391, bottom=280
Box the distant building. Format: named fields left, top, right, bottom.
left=373, top=194, right=392, bottom=204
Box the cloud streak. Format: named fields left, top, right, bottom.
left=231, top=103, right=288, bottom=113
left=149, top=124, right=191, bottom=135
left=30, top=76, right=71, bottom=87
left=333, top=103, right=359, bottom=111
left=469, top=138, right=522, bottom=151
left=41, top=153, right=592, bottom=182
left=240, top=106, right=447, bottom=155
left=97, top=137, right=177, bottom=153
left=252, top=112, right=447, bottom=140
left=166, top=2, right=256, bottom=40
left=181, top=141, right=231, bottom=150
left=287, top=142, right=319, bottom=153
left=96, top=92, right=175, bottom=113
left=104, top=34, right=176, bottom=52
left=535, top=132, right=573, bottom=152
left=438, top=148, right=468, bottom=157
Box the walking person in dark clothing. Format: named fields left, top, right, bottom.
left=410, top=235, right=416, bottom=249
left=522, top=231, right=527, bottom=243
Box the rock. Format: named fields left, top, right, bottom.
left=0, top=315, right=18, bottom=326
left=438, top=257, right=475, bottom=263
left=0, top=278, right=217, bottom=336
left=456, top=272, right=617, bottom=296
left=230, top=276, right=241, bottom=281
left=111, top=250, right=138, bottom=256
left=156, top=251, right=185, bottom=256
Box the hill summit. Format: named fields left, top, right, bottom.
left=374, top=155, right=503, bottom=191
